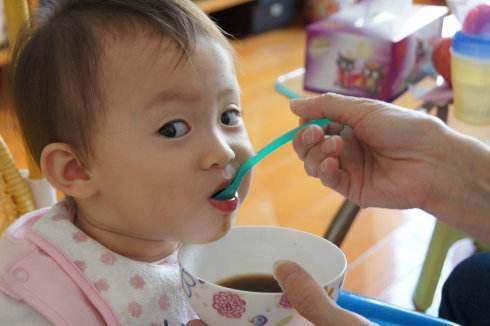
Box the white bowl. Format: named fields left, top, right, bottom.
left=178, top=226, right=347, bottom=325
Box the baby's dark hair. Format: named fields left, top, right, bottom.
left=11, top=0, right=230, bottom=165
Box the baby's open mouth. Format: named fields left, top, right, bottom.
left=211, top=180, right=234, bottom=200
left=212, top=188, right=226, bottom=198
left=209, top=188, right=239, bottom=213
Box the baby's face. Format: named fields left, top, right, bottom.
left=87, top=32, right=254, bottom=244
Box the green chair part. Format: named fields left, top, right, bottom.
left=413, top=220, right=490, bottom=311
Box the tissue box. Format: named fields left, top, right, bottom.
left=304, top=3, right=448, bottom=101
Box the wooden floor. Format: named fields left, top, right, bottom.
left=0, top=25, right=471, bottom=317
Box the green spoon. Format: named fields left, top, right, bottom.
left=213, top=118, right=331, bottom=200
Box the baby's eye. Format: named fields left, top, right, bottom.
left=158, top=120, right=190, bottom=138
left=221, top=109, right=241, bottom=126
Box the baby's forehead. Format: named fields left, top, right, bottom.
left=99, top=27, right=181, bottom=70
left=97, top=31, right=238, bottom=110
left=97, top=33, right=185, bottom=93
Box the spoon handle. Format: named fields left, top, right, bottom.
left=215, top=118, right=331, bottom=200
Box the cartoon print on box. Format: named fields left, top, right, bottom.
left=309, top=37, right=331, bottom=58
left=335, top=52, right=360, bottom=88
left=361, top=61, right=384, bottom=96
left=336, top=51, right=386, bottom=96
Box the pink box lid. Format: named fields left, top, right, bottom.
left=308, top=2, right=448, bottom=42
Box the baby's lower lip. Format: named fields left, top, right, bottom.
left=208, top=194, right=239, bottom=213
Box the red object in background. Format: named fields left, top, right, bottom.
left=304, top=0, right=342, bottom=23
left=462, top=4, right=490, bottom=35
left=432, top=37, right=452, bottom=87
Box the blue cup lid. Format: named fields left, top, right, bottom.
left=452, top=31, right=490, bottom=59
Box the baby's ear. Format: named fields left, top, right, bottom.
left=40, top=143, right=96, bottom=199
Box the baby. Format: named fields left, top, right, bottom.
left=0, top=0, right=254, bottom=324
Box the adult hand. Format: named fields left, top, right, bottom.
left=273, top=260, right=371, bottom=326
left=291, top=93, right=450, bottom=210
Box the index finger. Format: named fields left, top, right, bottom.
left=290, top=93, right=379, bottom=128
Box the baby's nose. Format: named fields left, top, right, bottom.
left=199, top=135, right=236, bottom=170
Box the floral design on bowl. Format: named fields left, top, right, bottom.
left=278, top=294, right=292, bottom=309
left=178, top=226, right=347, bottom=325
left=212, top=291, right=246, bottom=318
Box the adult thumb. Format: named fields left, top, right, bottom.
left=273, top=260, right=370, bottom=326
left=273, top=260, right=338, bottom=325
left=290, top=93, right=379, bottom=127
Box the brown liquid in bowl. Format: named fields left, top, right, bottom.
left=218, top=274, right=282, bottom=293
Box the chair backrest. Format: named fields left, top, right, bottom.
left=4, top=0, right=43, bottom=178
left=4, top=0, right=31, bottom=51
left=0, top=135, right=35, bottom=234
left=1, top=0, right=37, bottom=233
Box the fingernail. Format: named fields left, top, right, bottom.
left=273, top=260, right=289, bottom=274
left=322, top=138, right=336, bottom=154
left=273, top=260, right=300, bottom=279
left=302, top=128, right=314, bottom=145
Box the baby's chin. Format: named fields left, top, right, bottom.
left=208, top=223, right=231, bottom=242
left=189, top=217, right=234, bottom=244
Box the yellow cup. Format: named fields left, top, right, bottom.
left=451, top=32, right=490, bottom=126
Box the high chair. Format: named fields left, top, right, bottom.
left=0, top=135, right=35, bottom=233
left=0, top=0, right=55, bottom=234
left=413, top=220, right=490, bottom=311
left=412, top=221, right=466, bottom=311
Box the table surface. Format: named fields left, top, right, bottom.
left=275, top=68, right=442, bottom=107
